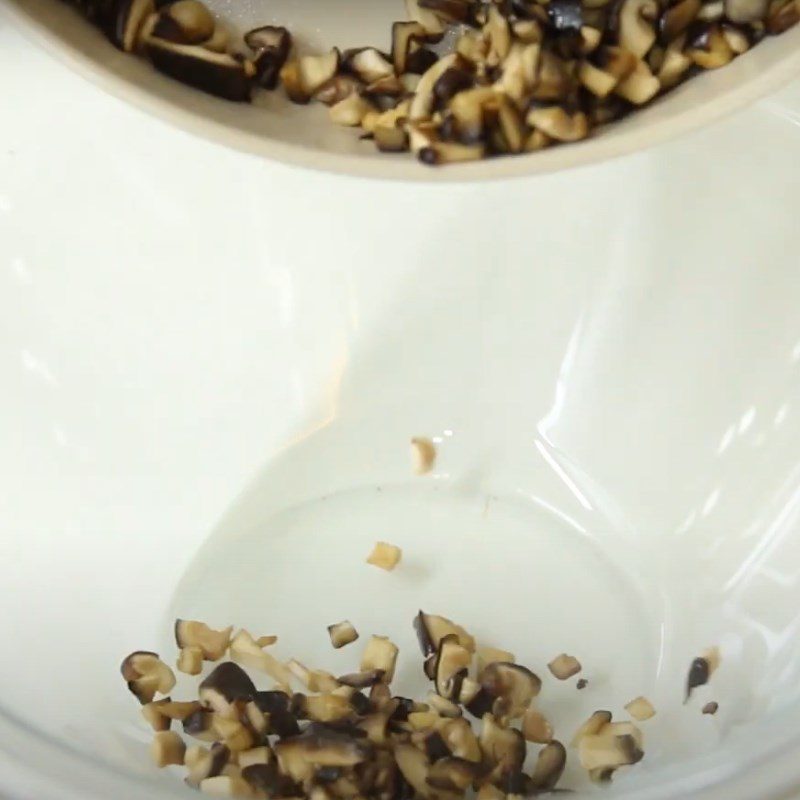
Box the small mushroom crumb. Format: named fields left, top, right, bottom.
left=702, top=701, right=719, bottom=715
left=328, top=620, right=359, bottom=649
left=366, top=541, right=402, bottom=571
left=548, top=653, right=582, bottom=680
left=686, top=646, right=721, bottom=701
left=625, top=696, right=656, bottom=721
left=178, top=646, right=204, bottom=675
left=410, top=437, right=436, bottom=474
left=577, top=678, right=589, bottom=690
left=151, top=731, right=187, bottom=768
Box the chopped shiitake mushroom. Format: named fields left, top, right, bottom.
left=178, top=646, right=204, bottom=676
left=230, top=629, right=294, bottom=687
left=121, top=651, right=176, bottom=704
left=477, top=646, right=515, bottom=675
left=410, top=437, right=437, bottom=474
left=328, top=621, right=359, bottom=650
left=469, top=662, right=541, bottom=721
left=199, top=662, right=257, bottom=718
left=123, top=611, right=665, bottom=797
left=548, top=653, right=582, bottom=680
left=571, top=710, right=613, bottom=747
left=366, top=542, right=403, bottom=571
left=686, top=646, right=721, bottom=700
left=625, top=696, right=656, bottom=721
left=522, top=709, right=553, bottom=743
left=360, top=635, right=399, bottom=681
left=175, top=620, right=233, bottom=661
left=530, top=740, right=567, bottom=792
left=151, top=730, right=187, bottom=768
left=71, top=0, right=798, bottom=165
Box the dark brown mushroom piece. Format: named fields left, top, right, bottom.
left=245, top=25, right=292, bottom=89
left=391, top=20, right=429, bottom=74
left=702, top=701, right=719, bottom=715
left=530, top=740, right=567, bottom=792
left=242, top=762, right=302, bottom=798
left=422, top=730, right=452, bottom=761
left=470, top=662, right=541, bottom=721
left=405, top=47, right=441, bottom=75
left=145, top=37, right=255, bottom=102
left=409, top=54, right=460, bottom=120
left=433, top=67, right=476, bottom=106
left=479, top=713, right=526, bottom=773
left=120, top=651, right=176, bottom=704
left=199, top=661, right=257, bottom=717
left=433, top=635, right=472, bottom=701
left=685, top=647, right=721, bottom=700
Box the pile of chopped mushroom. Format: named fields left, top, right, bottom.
left=122, top=611, right=657, bottom=798
left=68, top=0, right=798, bottom=165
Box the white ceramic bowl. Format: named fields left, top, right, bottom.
left=7, top=0, right=800, bottom=180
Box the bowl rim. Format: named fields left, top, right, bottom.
left=7, top=0, right=800, bottom=183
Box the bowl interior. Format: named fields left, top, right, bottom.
left=7, top=0, right=800, bottom=180
left=2, top=84, right=800, bottom=796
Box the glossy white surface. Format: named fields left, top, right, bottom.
left=7, top=0, right=800, bottom=180
left=2, top=6, right=800, bottom=799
